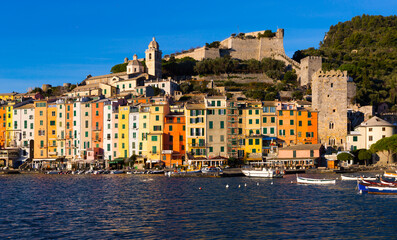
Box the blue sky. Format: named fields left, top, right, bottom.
left=0, top=0, right=396, bottom=93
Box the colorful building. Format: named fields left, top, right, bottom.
left=163, top=105, right=185, bottom=167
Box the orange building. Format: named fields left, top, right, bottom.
left=92, top=100, right=104, bottom=150
left=0, top=105, right=6, bottom=148
left=277, top=109, right=318, bottom=146
left=47, top=103, right=57, bottom=159
left=163, top=113, right=186, bottom=167
left=296, top=110, right=318, bottom=145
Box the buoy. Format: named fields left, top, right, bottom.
left=244, top=183, right=247, bottom=187
left=257, top=182, right=259, bottom=186
left=238, top=184, right=241, bottom=188
left=199, top=187, right=202, bottom=190
left=271, top=182, right=273, bottom=185
left=226, top=184, right=229, bottom=188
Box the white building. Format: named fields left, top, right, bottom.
left=13, top=102, right=35, bottom=160
left=103, top=100, right=114, bottom=161
left=129, top=108, right=139, bottom=156
left=347, top=116, right=395, bottom=151
left=144, top=79, right=179, bottom=96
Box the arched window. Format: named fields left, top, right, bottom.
left=331, top=83, right=333, bottom=88
left=149, top=53, right=152, bottom=60
left=329, top=122, right=334, bottom=129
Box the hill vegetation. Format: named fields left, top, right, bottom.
left=293, top=15, right=397, bottom=107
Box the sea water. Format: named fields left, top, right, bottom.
left=0, top=173, right=396, bottom=239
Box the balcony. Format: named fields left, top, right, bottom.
left=94, top=138, right=102, bottom=142
left=189, top=143, right=206, bottom=148
left=93, top=128, right=102, bottom=131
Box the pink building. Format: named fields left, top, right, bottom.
left=275, top=144, right=324, bottom=169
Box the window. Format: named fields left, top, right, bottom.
left=290, top=129, right=294, bottom=135
left=290, top=110, right=293, bottom=116
left=308, top=120, right=312, bottom=126
left=293, top=150, right=296, bottom=158
left=263, top=128, right=268, bottom=134
left=298, top=111, right=301, bottom=116
left=271, top=117, right=275, bottom=123
left=209, top=147, right=213, bottom=152
left=169, top=125, right=172, bottom=131
left=152, top=146, right=157, bottom=153
left=209, top=121, right=213, bottom=129
left=353, top=136, right=358, bottom=142
left=290, top=120, right=294, bottom=125
left=40, top=120, right=43, bottom=126
left=155, top=107, right=159, bottom=111
left=217, top=101, right=221, bottom=106
left=299, top=121, right=302, bottom=127
left=255, top=139, right=259, bottom=145
left=329, top=122, right=334, bottom=129
left=255, top=110, right=259, bottom=115
left=308, top=112, right=312, bottom=118
left=156, top=115, right=159, bottom=121
left=310, top=150, right=314, bottom=158
left=220, top=121, right=224, bottom=129
left=369, top=128, right=373, bottom=132
left=263, top=117, right=267, bottom=123
left=249, top=119, right=253, bottom=124
left=220, top=135, right=224, bottom=142
left=143, top=123, right=146, bottom=128
left=220, top=146, right=224, bottom=152
left=153, top=126, right=161, bottom=131
left=279, top=110, right=283, bottom=116
left=249, top=110, right=252, bottom=115
left=239, top=118, right=242, bottom=124
left=249, top=139, right=253, bottom=145
left=369, top=136, right=373, bottom=141
left=382, top=127, right=386, bottom=131
left=279, top=120, right=283, bottom=126
left=40, top=111, right=43, bottom=116
left=255, top=119, right=259, bottom=124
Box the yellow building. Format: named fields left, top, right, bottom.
left=34, top=100, right=48, bottom=159
left=47, top=103, right=57, bottom=159
left=0, top=93, right=17, bottom=101
left=185, top=104, right=207, bottom=160
left=118, top=105, right=131, bottom=158
left=147, top=103, right=169, bottom=165
left=5, top=103, right=14, bottom=147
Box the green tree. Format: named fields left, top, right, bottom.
left=358, top=149, right=372, bottom=166
left=337, top=152, right=354, bottom=162
left=110, top=63, right=127, bottom=73
left=370, top=135, right=397, bottom=164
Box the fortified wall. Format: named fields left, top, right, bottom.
left=171, top=29, right=300, bottom=70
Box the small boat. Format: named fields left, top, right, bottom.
left=296, top=176, right=336, bottom=184
left=341, top=175, right=377, bottom=181
left=380, top=178, right=397, bottom=186
left=367, top=185, right=397, bottom=195
left=147, top=170, right=165, bottom=174
left=110, top=170, right=124, bottom=174
left=201, top=166, right=222, bottom=173
left=46, top=170, right=61, bottom=174
left=384, top=171, right=397, bottom=178
left=242, top=168, right=283, bottom=178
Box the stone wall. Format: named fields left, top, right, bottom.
left=312, top=70, right=352, bottom=148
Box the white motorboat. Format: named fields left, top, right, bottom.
left=297, top=176, right=336, bottom=184
left=242, top=168, right=283, bottom=178
left=110, top=170, right=124, bottom=174
left=201, top=166, right=222, bottom=174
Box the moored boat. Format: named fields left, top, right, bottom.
left=201, top=166, right=222, bottom=174
left=384, top=171, right=397, bottom=178
left=341, top=175, right=377, bottom=181
left=367, top=185, right=397, bottom=195
left=242, top=168, right=283, bottom=178
left=110, top=170, right=124, bottom=174
left=296, top=176, right=336, bottom=184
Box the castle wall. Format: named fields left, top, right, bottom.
left=312, top=70, right=351, bottom=148
left=174, top=47, right=220, bottom=61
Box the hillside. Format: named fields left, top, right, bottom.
left=293, top=14, right=397, bottom=108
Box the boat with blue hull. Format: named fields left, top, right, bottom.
left=367, top=185, right=397, bottom=195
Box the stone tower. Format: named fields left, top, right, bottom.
left=299, top=56, right=322, bottom=86
left=312, top=70, right=354, bottom=149
left=145, top=37, right=162, bottom=79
